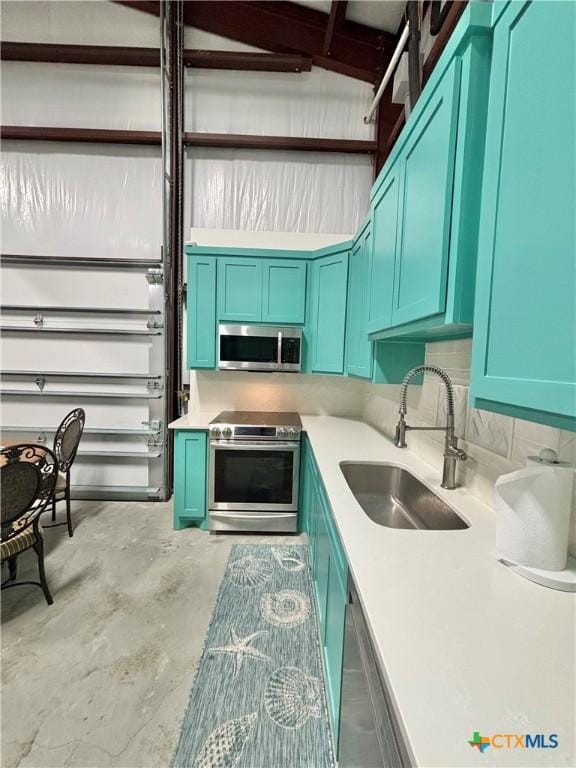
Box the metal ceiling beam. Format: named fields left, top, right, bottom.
left=323, top=1, right=348, bottom=56
left=183, top=132, right=376, bottom=154
left=0, top=126, right=162, bottom=145
left=0, top=41, right=312, bottom=73
left=114, top=0, right=396, bottom=83
left=1, top=125, right=376, bottom=154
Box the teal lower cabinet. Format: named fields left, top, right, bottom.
left=173, top=430, right=208, bottom=530
left=301, top=436, right=348, bottom=751
left=324, top=529, right=347, bottom=741
left=313, top=506, right=330, bottom=632
left=470, top=0, right=575, bottom=431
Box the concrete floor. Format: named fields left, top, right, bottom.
left=1, top=500, right=305, bottom=768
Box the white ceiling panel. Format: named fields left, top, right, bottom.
left=294, top=0, right=406, bottom=35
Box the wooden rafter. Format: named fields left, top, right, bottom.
left=114, top=0, right=396, bottom=83
left=0, top=41, right=313, bottom=73
left=1, top=125, right=377, bottom=154
left=323, top=1, right=348, bottom=57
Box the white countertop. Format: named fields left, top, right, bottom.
left=170, top=413, right=575, bottom=767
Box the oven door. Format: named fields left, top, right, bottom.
left=209, top=441, right=300, bottom=512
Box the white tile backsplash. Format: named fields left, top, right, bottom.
left=189, top=338, right=576, bottom=557
left=466, top=408, right=512, bottom=458
left=190, top=370, right=366, bottom=417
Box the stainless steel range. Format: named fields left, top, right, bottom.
left=209, top=411, right=302, bottom=533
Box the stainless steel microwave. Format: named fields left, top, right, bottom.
left=218, top=324, right=302, bottom=372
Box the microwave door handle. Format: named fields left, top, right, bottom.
left=277, top=331, right=282, bottom=365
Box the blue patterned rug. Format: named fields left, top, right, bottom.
left=171, top=544, right=335, bottom=768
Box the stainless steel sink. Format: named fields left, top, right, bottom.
left=340, top=462, right=469, bottom=530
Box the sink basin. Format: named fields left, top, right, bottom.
left=340, top=462, right=469, bottom=530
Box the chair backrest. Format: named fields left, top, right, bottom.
left=1, top=444, right=58, bottom=539
left=53, top=408, right=85, bottom=473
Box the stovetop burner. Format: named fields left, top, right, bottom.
left=211, top=411, right=301, bottom=427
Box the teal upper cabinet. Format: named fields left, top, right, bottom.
left=392, top=59, right=460, bottom=327
left=346, top=222, right=374, bottom=379
left=368, top=3, right=493, bottom=342
left=262, top=259, right=307, bottom=324
left=470, top=0, right=576, bottom=431
left=308, top=248, right=349, bottom=374
left=218, top=258, right=263, bottom=322
left=187, top=254, right=216, bottom=369
left=367, top=169, right=400, bottom=334
left=217, top=256, right=307, bottom=324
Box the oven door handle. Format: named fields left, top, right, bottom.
left=211, top=512, right=296, bottom=520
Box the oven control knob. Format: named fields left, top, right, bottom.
left=221, top=426, right=232, bottom=438
left=288, top=428, right=299, bottom=438
left=277, top=427, right=287, bottom=438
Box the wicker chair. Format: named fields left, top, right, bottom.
left=1, top=443, right=58, bottom=605
left=47, top=408, right=85, bottom=537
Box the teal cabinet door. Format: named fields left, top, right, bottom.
left=324, top=553, right=347, bottom=742
left=262, top=259, right=307, bottom=324
left=367, top=169, right=401, bottom=334
left=471, top=0, right=576, bottom=429
left=308, top=474, right=320, bottom=567
left=187, top=255, right=216, bottom=369
left=217, top=258, right=262, bottom=322
left=346, top=226, right=374, bottom=379
left=392, top=59, right=461, bottom=327
left=173, top=430, right=207, bottom=529
left=313, top=507, right=330, bottom=636
left=305, top=444, right=349, bottom=752
left=299, top=437, right=314, bottom=535
left=345, top=239, right=362, bottom=375
left=309, top=251, right=349, bottom=374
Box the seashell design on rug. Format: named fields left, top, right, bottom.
left=271, top=547, right=306, bottom=572
left=228, top=555, right=273, bottom=588
left=264, top=667, right=322, bottom=729
left=260, top=589, right=310, bottom=628
left=193, top=712, right=257, bottom=768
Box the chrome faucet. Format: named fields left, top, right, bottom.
left=394, top=365, right=467, bottom=490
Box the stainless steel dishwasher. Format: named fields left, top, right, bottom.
left=338, top=579, right=412, bottom=768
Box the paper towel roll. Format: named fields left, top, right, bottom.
left=495, top=462, right=574, bottom=571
